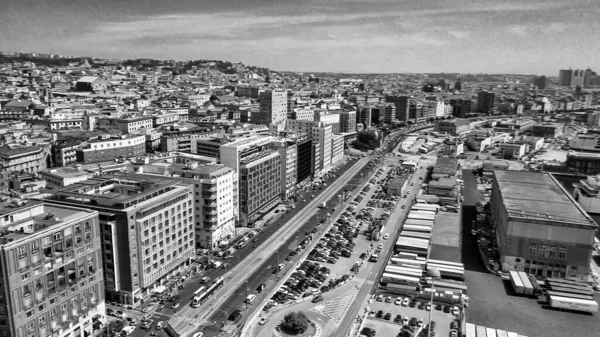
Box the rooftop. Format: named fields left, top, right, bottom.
left=0, top=201, right=96, bottom=244
left=493, top=170, right=597, bottom=228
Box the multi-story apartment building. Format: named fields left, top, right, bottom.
left=0, top=145, right=50, bottom=173
left=314, top=112, right=340, bottom=134
left=251, top=90, right=289, bottom=125
left=338, top=110, right=357, bottom=133
left=48, top=175, right=195, bottom=305
left=386, top=96, right=409, bottom=122
left=313, top=124, right=332, bottom=174
left=331, top=134, right=344, bottom=167
left=558, top=69, right=573, bottom=86
left=0, top=201, right=104, bottom=337
left=76, top=134, right=146, bottom=164
left=50, top=141, right=81, bottom=167
left=238, top=151, right=281, bottom=226
left=159, top=128, right=216, bottom=153
left=356, top=106, right=372, bottom=129
left=133, top=160, right=237, bottom=250
left=152, top=112, right=180, bottom=127
left=477, top=91, right=495, bottom=114
left=220, top=135, right=276, bottom=224
left=449, top=99, right=472, bottom=118
left=291, top=108, right=314, bottom=121
left=196, top=138, right=229, bottom=160
left=269, top=140, right=297, bottom=197
left=116, top=116, right=154, bottom=134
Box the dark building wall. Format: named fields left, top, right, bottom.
left=296, top=139, right=312, bottom=183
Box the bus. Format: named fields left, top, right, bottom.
left=191, top=276, right=225, bottom=307
left=192, top=286, right=206, bottom=300
left=465, top=323, right=476, bottom=337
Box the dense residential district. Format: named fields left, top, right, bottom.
left=1, top=53, right=600, bottom=337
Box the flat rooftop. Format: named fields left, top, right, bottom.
left=494, top=170, right=597, bottom=228
left=0, top=201, right=95, bottom=243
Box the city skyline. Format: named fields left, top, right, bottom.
left=1, top=0, right=599, bottom=75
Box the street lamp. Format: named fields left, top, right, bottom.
left=426, top=268, right=441, bottom=337
left=245, top=280, right=249, bottom=310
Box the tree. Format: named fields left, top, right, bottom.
left=280, top=311, right=309, bottom=334
left=454, top=80, right=462, bottom=91
left=422, top=84, right=434, bottom=92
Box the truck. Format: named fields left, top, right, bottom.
left=509, top=271, right=525, bottom=294
left=319, top=202, right=326, bottom=208
left=369, top=250, right=381, bottom=262
left=518, top=272, right=534, bottom=295
left=548, top=295, right=599, bottom=313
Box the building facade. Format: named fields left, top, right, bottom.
left=338, top=110, right=357, bottom=133
left=490, top=171, right=596, bottom=280
left=238, top=151, right=281, bottom=226
left=0, top=202, right=104, bottom=337
left=48, top=176, right=195, bottom=305
left=252, top=90, right=289, bottom=125
left=76, top=135, right=146, bottom=164
left=135, top=161, right=237, bottom=250
left=477, top=91, right=495, bottom=114
left=0, top=145, right=50, bottom=174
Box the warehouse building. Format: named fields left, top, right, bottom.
left=490, top=171, right=597, bottom=280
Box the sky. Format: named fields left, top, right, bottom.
left=1, top=0, right=599, bottom=75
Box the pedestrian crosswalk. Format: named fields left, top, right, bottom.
left=311, top=289, right=358, bottom=324
left=350, top=277, right=376, bottom=286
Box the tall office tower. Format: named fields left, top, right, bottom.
left=583, top=68, right=593, bottom=88
left=238, top=150, right=281, bottom=226
left=558, top=69, right=573, bottom=86
left=251, top=90, right=289, bottom=125
left=534, top=76, right=549, bottom=90
left=338, top=110, right=357, bottom=133
left=48, top=175, right=195, bottom=305
left=386, top=95, right=409, bottom=122
left=0, top=202, right=104, bottom=337
left=571, top=69, right=585, bottom=87
left=356, top=106, right=372, bottom=129
left=477, top=91, right=495, bottom=114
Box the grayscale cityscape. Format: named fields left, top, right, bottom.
left=0, top=1, right=599, bottom=337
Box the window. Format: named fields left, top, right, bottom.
left=548, top=245, right=557, bottom=258
left=528, top=243, right=537, bottom=256
left=538, top=244, right=547, bottom=257
left=558, top=247, right=567, bottom=259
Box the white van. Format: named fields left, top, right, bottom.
left=245, top=294, right=257, bottom=304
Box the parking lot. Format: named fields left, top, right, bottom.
left=362, top=297, right=457, bottom=337
left=266, top=167, right=395, bottom=309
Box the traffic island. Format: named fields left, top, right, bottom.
left=274, top=315, right=318, bottom=337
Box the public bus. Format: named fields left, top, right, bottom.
left=191, top=276, right=225, bottom=307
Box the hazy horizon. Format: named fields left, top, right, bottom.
left=1, top=0, right=599, bottom=75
